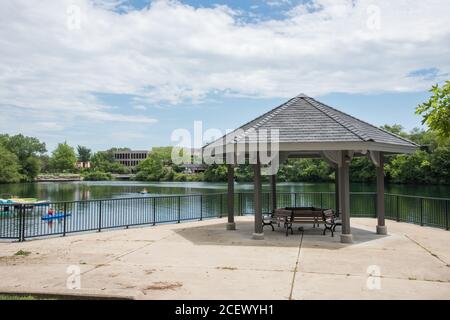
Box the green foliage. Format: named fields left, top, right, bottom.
left=38, top=155, right=51, bottom=173
left=14, top=250, right=31, bottom=256
left=416, top=81, right=450, bottom=139
left=350, top=157, right=375, bottom=182
left=173, top=172, right=204, bottom=182
left=235, top=164, right=253, bottom=182
left=50, top=142, right=77, bottom=172
left=82, top=171, right=112, bottom=181
left=135, top=152, right=166, bottom=181
left=380, top=124, right=409, bottom=139
left=0, top=145, right=22, bottom=183
left=386, top=150, right=433, bottom=184
left=278, top=159, right=333, bottom=182
left=91, top=150, right=130, bottom=174
left=203, top=164, right=227, bottom=182
left=408, top=128, right=440, bottom=151
left=0, top=134, right=46, bottom=181
left=77, top=145, right=92, bottom=162
left=429, top=145, right=450, bottom=183
left=0, top=134, right=46, bottom=161
left=22, top=156, right=41, bottom=181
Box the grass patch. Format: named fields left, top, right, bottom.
left=0, top=294, right=56, bottom=300
left=14, top=250, right=31, bottom=257
left=144, top=282, right=182, bottom=291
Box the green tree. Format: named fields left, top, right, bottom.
left=0, top=134, right=46, bottom=161
left=386, top=150, right=433, bottom=184
left=77, top=145, right=92, bottom=163
left=0, top=145, right=22, bottom=183
left=50, top=142, right=77, bottom=172
left=91, top=151, right=130, bottom=174
left=416, top=81, right=450, bottom=138
left=0, top=134, right=46, bottom=180
left=22, top=157, right=41, bottom=181
left=39, top=155, right=52, bottom=173
left=135, top=153, right=166, bottom=181
left=380, top=124, right=410, bottom=139
left=429, top=144, right=450, bottom=184
left=203, top=164, right=228, bottom=182
left=350, top=157, right=376, bottom=182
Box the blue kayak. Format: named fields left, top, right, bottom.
left=41, top=212, right=71, bottom=221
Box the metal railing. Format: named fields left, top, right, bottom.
left=0, top=192, right=448, bottom=241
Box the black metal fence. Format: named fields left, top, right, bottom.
left=0, top=192, right=448, bottom=241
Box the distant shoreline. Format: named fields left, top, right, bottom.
left=34, top=174, right=82, bottom=182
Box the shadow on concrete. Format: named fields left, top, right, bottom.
left=174, top=220, right=388, bottom=249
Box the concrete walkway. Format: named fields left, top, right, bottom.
left=0, top=217, right=449, bottom=299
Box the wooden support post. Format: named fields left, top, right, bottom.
left=335, top=166, right=339, bottom=214
left=339, top=151, right=353, bottom=243
left=226, top=164, right=236, bottom=230
left=376, top=153, right=387, bottom=235
left=253, top=158, right=264, bottom=240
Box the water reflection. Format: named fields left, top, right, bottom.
left=0, top=181, right=448, bottom=202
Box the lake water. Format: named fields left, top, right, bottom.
left=1, top=181, right=448, bottom=240
left=0, top=181, right=449, bottom=202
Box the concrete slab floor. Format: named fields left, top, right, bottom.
left=0, top=217, right=449, bottom=300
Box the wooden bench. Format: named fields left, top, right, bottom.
left=263, top=209, right=291, bottom=231
left=265, top=207, right=340, bottom=237
left=322, top=209, right=342, bottom=237
left=284, top=207, right=324, bottom=236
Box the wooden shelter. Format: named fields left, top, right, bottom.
left=203, top=94, right=418, bottom=243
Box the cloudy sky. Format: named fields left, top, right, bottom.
left=1, top=0, right=449, bottom=152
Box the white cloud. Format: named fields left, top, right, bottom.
left=0, top=0, right=449, bottom=138
left=133, top=105, right=147, bottom=111
left=265, top=0, right=292, bottom=8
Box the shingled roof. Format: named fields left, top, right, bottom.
left=205, top=94, right=418, bottom=154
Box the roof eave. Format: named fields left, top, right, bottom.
left=203, top=141, right=418, bottom=155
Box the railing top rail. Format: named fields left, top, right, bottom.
left=28, top=192, right=225, bottom=206
left=4, top=191, right=448, bottom=207
left=385, top=193, right=450, bottom=201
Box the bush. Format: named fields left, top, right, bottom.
left=82, top=171, right=112, bottom=181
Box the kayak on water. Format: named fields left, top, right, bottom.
left=41, top=212, right=72, bottom=221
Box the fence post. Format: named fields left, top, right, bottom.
left=320, top=192, right=323, bottom=209
left=420, top=198, right=424, bottom=226
left=200, top=195, right=203, bottom=221
left=19, top=205, right=25, bottom=242
left=238, top=193, right=242, bottom=216
left=98, top=201, right=102, bottom=232
left=294, top=193, right=297, bottom=207
left=63, top=203, right=67, bottom=237
left=218, top=194, right=222, bottom=218
left=177, top=196, right=181, bottom=223
left=396, top=195, right=400, bottom=222
left=153, top=197, right=156, bottom=226
left=445, top=200, right=449, bottom=231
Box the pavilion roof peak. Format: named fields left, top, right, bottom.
left=204, top=94, right=418, bottom=154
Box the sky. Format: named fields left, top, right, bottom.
left=0, top=0, right=449, bottom=152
